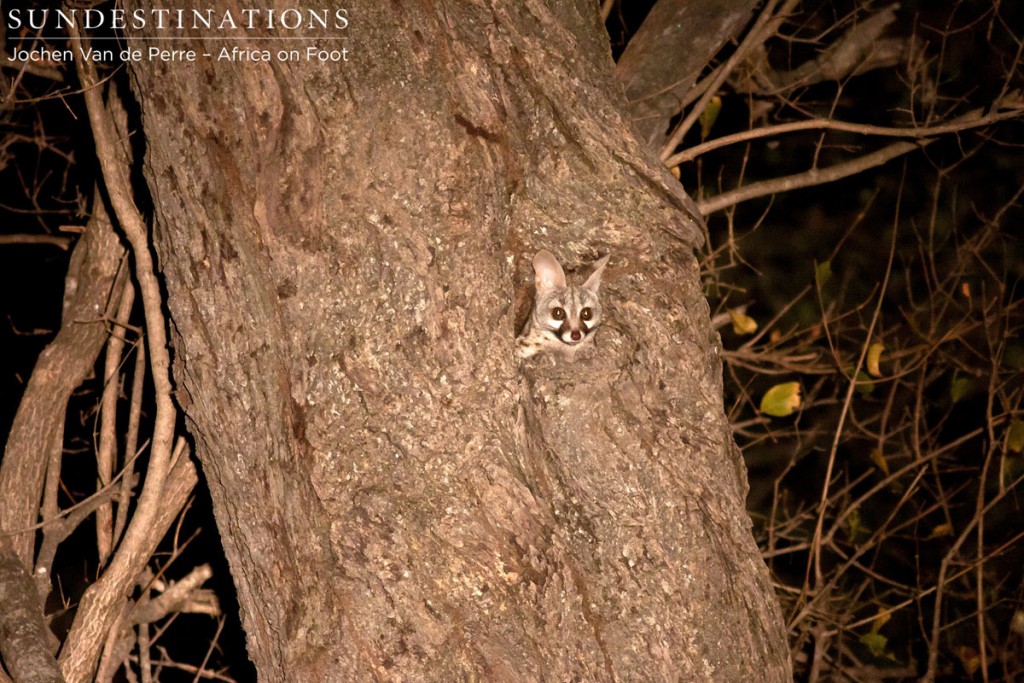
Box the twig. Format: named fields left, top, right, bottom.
left=805, top=168, right=902, bottom=602
left=697, top=139, right=931, bottom=215
left=97, top=277, right=136, bottom=565
left=151, top=654, right=235, bottom=683
left=113, top=339, right=146, bottom=547
left=190, top=617, right=226, bottom=683
left=138, top=619, right=152, bottom=683
left=35, top=480, right=135, bottom=587
left=131, top=565, right=218, bottom=625
left=666, top=106, right=1024, bottom=166
left=0, top=234, right=72, bottom=249
left=924, top=472, right=1024, bottom=681
left=1, top=54, right=64, bottom=83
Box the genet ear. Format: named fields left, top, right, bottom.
left=533, top=250, right=567, bottom=292
left=582, top=254, right=610, bottom=293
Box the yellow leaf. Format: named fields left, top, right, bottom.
left=956, top=646, right=980, bottom=676
left=728, top=309, right=758, bottom=335
left=668, top=165, right=681, bottom=180
left=870, top=448, right=889, bottom=476
left=961, top=281, right=971, bottom=299
left=699, top=96, right=722, bottom=140
left=760, top=382, right=802, bottom=417
left=870, top=611, right=892, bottom=633
left=866, top=342, right=885, bottom=378
left=1011, top=610, right=1024, bottom=635
left=931, top=523, right=954, bottom=538
left=1007, top=419, right=1024, bottom=453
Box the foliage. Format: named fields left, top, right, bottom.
left=629, top=0, right=1024, bottom=678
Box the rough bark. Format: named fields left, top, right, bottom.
left=615, top=0, right=758, bottom=145
left=0, top=540, right=63, bottom=683
left=0, top=202, right=124, bottom=566
left=126, top=0, right=788, bottom=679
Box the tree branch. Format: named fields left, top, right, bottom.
left=0, top=539, right=62, bottom=683
left=660, top=0, right=800, bottom=159
left=696, top=139, right=932, bottom=215
left=666, top=106, right=1024, bottom=166
left=0, top=198, right=123, bottom=566
left=58, top=25, right=181, bottom=683
left=131, top=565, right=218, bottom=625
left=615, top=0, right=758, bottom=145
left=0, top=234, right=72, bottom=250
left=96, top=278, right=136, bottom=565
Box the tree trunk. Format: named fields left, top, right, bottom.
left=126, top=0, right=789, bottom=679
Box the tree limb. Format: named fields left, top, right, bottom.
left=660, top=0, right=801, bottom=159
left=0, top=234, right=72, bottom=250
left=667, top=106, right=1024, bottom=166
left=0, top=539, right=63, bottom=683
left=58, top=25, right=181, bottom=683
left=615, top=0, right=758, bottom=145
left=0, top=199, right=123, bottom=566
left=697, top=139, right=931, bottom=215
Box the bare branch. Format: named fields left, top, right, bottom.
left=0, top=234, right=72, bottom=249
left=113, top=340, right=146, bottom=548
left=0, top=55, right=64, bottom=84
left=59, top=447, right=198, bottom=683
left=771, top=3, right=902, bottom=92
left=96, top=278, right=137, bottom=564
left=697, top=139, right=931, bottom=215
left=58, top=23, right=182, bottom=682
left=0, top=539, right=62, bottom=683
left=666, top=105, right=1024, bottom=166
left=0, top=199, right=124, bottom=566
left=131, top=565, right=219, bottom=625
left=616, top=0, right=758, bottom=144
left=660, top=0, right=801, bottom=159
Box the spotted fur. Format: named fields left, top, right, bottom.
left=515, top=250, right=610, bottom=360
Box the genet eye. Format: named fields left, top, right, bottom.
left=580, top=307, right=592, bottom=321
left=551, top=307, right=566, bottom=320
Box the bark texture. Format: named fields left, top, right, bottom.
left=615, top=0, right=758, bottom=145
left=0, top=203, right=123, bottom=566
left=0, top=540, right=62, bottom=683
left=126, top=0, right=788, bottom=679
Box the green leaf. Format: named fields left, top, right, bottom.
left=1008, top=419, right=1024, bottom=453
left=815, top=260, right=833, bottom=287
left=845, top=507, right=864, bottom=542
left=699, top=96, right=722, bottom=140
left=855, top=370, right=875, bottom=395
left=860, top=631, right=889, bottom=658
left=951, top=377, right=974, bottom=404
left=760, top=382, right=802, bottom=417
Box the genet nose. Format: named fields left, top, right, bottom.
left=570, top=330, right=582, bottom=341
